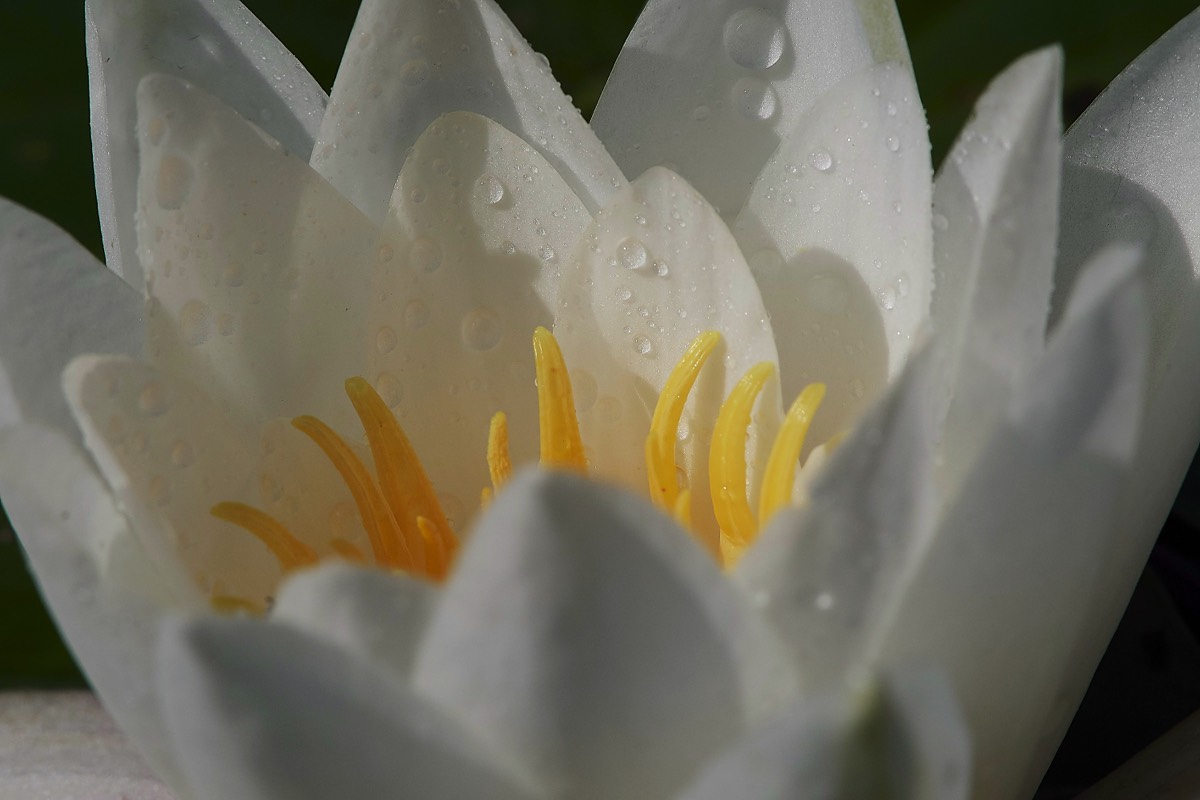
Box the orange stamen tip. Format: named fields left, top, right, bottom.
left=210, top=501, right=318, bottom=573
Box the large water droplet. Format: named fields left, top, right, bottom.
left=477, top=173, right=506, bottom=205
left=878, top=286, right=897, bottom=310
left=731, top=77, right=778, bottom=121
left=886, top=135, right=901, bottom=153
left=538, top=245, right=557, bottom=262
left=809, top=149, right=834, bottom=172
left=633, top=334, right=654, bottom=356
left=170, top=439, right=194, bottom=468
left=723, top=8, right=787, bottom=70
left=180, top=300, right=212, bottom=346
left=156, top=155, right=194, bottom=210
left=409, top=237, right=442, bottom=273
left=461, top=308, right=502, bottom=351
left=375, top=326, right=398, bottom=354
left=617, top=237, right=648, bottom=270
left=375, top=373, right=403, bottom=407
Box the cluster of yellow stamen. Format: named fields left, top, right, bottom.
left=211, top=326, right=824, bottom=605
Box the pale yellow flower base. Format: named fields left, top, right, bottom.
left=0, top=691, right=173, bottom=799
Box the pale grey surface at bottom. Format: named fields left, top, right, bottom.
left=0, top=691, right=173, bottom=799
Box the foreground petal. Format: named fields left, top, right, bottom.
left=0, top=424, right=194, bottom=792
left=733, top=62, right=932, bottom=447
left=877, top=246, right=1149, bottom=800
left=272, top=562, right=438, bottom=679
left=1052, top=12, right=1200, bottom=792
left=414, top=471, right=798, bottom=800
left=135, top=75, right=377, bottom=428
left=0, top=198, right=141, bottom=445
left=554, top=168, right=781, bottom=548
left=677, top=670, right=969, bottom=800
left=158, top=618, right=540, bottom=800
left=86, top=0, right=328, bottom=290
left=932, top=48, right=1062, bottom=496
left=366, top=112, right=592, bottom=527
left=0, top=692, right=173, bottom=800
left=311, top=0, right=624, bottom=221
left=735, top=344, right=938, bottom=681
left=592, top=0, right=878, bottom=215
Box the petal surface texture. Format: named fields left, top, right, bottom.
left=311, top=0, right=625, bottom=221
left=734, top=344, right=938, bottom=681
left=931, top=48, right=1062, bottom=496
left=366, top=112, right=592, bottom=526
left=135, top=75, right=377, bottom=429
left=413, top=471, right=797, bottom=800
left=0, top=424, right=193, bottom=792
left=0, top=198, right=141, bottom=444
left=157, top=618, right=541, bottom=800
left=553, top=167, right=781, bottom=546
left=733, top=62, right=932, bottom=447
left=87, top=0, right=328, bottom=290
left=592, top=0, right=881, bottom=216
left=1050, top=11, right=1200, bottom=794
left=877, top=246, right=1149, bottom=800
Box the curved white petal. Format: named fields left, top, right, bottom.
left=0, top=424, right=195, bottom=793
left=735, top=344, right=938, bottom=680
left=853, top=0, right=913, bottom=65
left=1053, top=13, right=1200, bottom=792
left=158, top=618, right=541, bottom=800
left=135, top=74, right=377, bottom=428
left=733, top=62, right=932, bottom=448
left=0, top=692, right=173, bottom=800
left=554, top=167, right=781, bottom=547
left=932, top=48, right=1062, bottom=497
left=592, top=0, right=878, bottom=216
left=876, top=245, right=1149, bottom=800
left=365, top=112, right=592, bottom=529
left=413, top=470, right=798, bottom=800
left=272, top=563, right=438, bottom=679
left=0, top=198, right=141, bottom=445
left=87, top=0, right=328, bottom=290
left=677, top=669, right=969, bottom=800
left=311, top=0, right=624, bottom=221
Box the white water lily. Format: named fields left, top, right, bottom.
left=2, top=0, right=1199, bottom=798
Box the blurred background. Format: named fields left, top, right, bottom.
left=1, top=0, right=1199, bottom=795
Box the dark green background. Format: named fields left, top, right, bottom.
left=2, top=0, right=1199, bottom=794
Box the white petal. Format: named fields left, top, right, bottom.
left=135, top=75, right=377, bottom=428
left=0, top=424, right=194, bottom=792
left=311, top=0, right=624, bottom=221
left=853, top=0, right=914, bottom=65
left=733, top=62, right=933, bottom=448
left=158, top=617, right=541, bottom=800
left=592, top=0, right=876, bottom=215
left=734, top=344, right=938, bottom=680
left=0, top=198, right=141, bottom=445
left=876, top=245, right=1149, bottom=800
left=366, top=112, right=591, bottom=528
left=413, top=470, right=798, bottom=800
left=932, top=48, right=1063, bottom=496
left=677, top=669, right=969, bottom=800
left=554, top=167, right=781, bottom=547
left=0, top=692, right=174, bottom=800
left=1055, top=12, right=1200, bottom=788
left=87, top=0, right=328, bottom=290
left=272, top=563, right=438, bottom=679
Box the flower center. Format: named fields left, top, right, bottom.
left=210, top=328, right=825, bottom=607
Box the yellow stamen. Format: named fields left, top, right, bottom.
left=758, top=383, right=826, bottom=523
left=345, top=377, right=455, bottom=574
left=210, top=595, right=266, bottom=616
left=480, top=486, right=493, bottom=509
left=488, top=411, right=513, bottom=492
left=210, top=501, right=319, bottom=572
left=417, top=516, right=455, bottom=581
left=532, top=327, right=587, bottom=472
left=292, top=414, right=417, bottom=572
left=329, top=537, right=367, bottom=563
left=645, top=331, right=721, bottom=512
left=709, top=362, right=774, bottom=560
left=673, top=488, right=694, bottom=530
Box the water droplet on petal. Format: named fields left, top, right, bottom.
left=461, top=308, right=502, bottom=351
left=375, top=326, right=398, bottom=354
left=222, top=262, right=246, bottom=287
left=170, top=439, right=194, bottom=468
left=477, top=173, right=506, bottom=205
left=400, top=59, right=430, bottom=86
left=538, top=245, right=557, bottom=262
left=617, top=237, right=648, bottom=270
left=886, top=135, right=901, bottom=152
left=180, top=299, right=212, bottom=346
left=138, top=382, right=169, bottom=416
left=809, top=150, right=834, bottom=172
left=723, top=8, right=787, bottom=70
left=375, top=372, right=403, bottom=407
left=633, top=334, right=654, bottom=356
left=571, top=369, right=598, bottom=412
left=878, top=286, right=897, bottom=310
left=731, top=77, right=778, bottom=121
left=156, top=155, right=193, bottom=210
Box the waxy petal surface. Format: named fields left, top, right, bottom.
left=312, top=0, right=624, bottom=221
left=87, top=0, right=327, bottom=290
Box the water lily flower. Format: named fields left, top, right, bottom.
left=2, top=0, right=1199, bottom=798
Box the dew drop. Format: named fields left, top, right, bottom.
left=878, top=286, right=897, bottom=310
left=815, top=591, right=835, bottom=610
left=409, top=237, right=442, bottom=272
left=170, top=439, right=194, bottom=468
left=222, top=261, right=246, bottom=287
left=477, top=173, right=506, bottom=205
left=377, top=243, right=395, bottom=263
left=617, top=237, right=649, bottom=270
left=501, top=240, right=517, bottom=256
left=633, top=334, right=654, bottom=356
left=138, top=382, right=169, bottom=416
left=461, top=308, right=502, bottom=351
left=731, top=77, right=779, bottom=121
left=375, top=372, right=403, bottom=407
left=617, top=285, right=635, bottom=303
left=404, top=299, right=430, bottom=330
left=180, top=299, right=212, bottom=346
left=886, top=135, right=901, bottom=153
left=400, top=59, right=430, bottom=86
left=432, top=157, right=450, bottom=175
left=156, top=155, right=194, bottom=210
left=538, top=245, right=557, bottom=262
left=409, top=186, right=427, bottom=204
left=654, top=259, right=670, bottom=278
left=375, top=326, right=398, bottom=354
left=809, top=149, right=834, bottom=172
left=723, top=8, right=787, bottom=70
